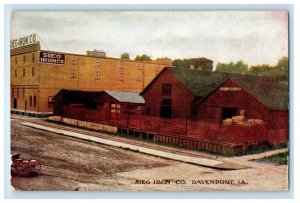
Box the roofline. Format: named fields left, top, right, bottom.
left=228, top=79, right=284, bottom=110
left=39, top=50, right=171, bottom=65
left=194, top=78, right=283, bottom=111
left=140, top=67, right=170, bottom=95
left=101, top=90, right=146, bottom=105
left=140, top=67, right=197, bottom=98
left=53, top=89, right=103, bottom=99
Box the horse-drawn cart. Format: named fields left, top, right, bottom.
left=11, top=154, right=41, bottom=177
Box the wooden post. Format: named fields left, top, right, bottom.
left=185, top=116, right=188, bottom=136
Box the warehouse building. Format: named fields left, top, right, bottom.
left=10, top=34, right=171, bottom=116
left=53, top=89, right=145, bottom=124
left=52, top=67, right=288, bottom=153
left=141, top=67, right=288, bottom=144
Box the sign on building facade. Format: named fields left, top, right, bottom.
left=39, top=51, right=65, bottom=64
left=10, top=33, right=38, bottom=49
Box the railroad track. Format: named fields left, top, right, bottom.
left=12, top=115, right=217, bottom=160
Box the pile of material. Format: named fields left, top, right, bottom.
left=222, top=110, right=264, bottom=126
left=232, top=116, right=246, bottom=124
left=223, top=117, right=264, bottom=126
left=246, top=119, right=264, bottom=124
left=223, top=118, right=233, bottom=125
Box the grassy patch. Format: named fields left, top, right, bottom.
left=240, top=142, right=288, bottom=156
left=253, top=152, right=288, bottom=165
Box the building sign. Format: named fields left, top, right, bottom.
left=219, top=87, right=242, bottom=91
left=10, top=33, right=38, bottom=49
left=39, top=51, right=65, bottom=65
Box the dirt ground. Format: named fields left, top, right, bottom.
left=10, top=115, right=289, bottom=191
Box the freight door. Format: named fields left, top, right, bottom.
left=160, top=99, right=172, bottom=118
left=222, top=107, right=237, bottom=119
left=13, top=98, right=17, bottom=109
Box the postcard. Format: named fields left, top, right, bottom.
left=10, top=10, right=289, bottom=191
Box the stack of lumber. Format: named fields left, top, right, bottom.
left=223, top=118, right=233, bottom=125
left=232, top=116, right=246, bottom=124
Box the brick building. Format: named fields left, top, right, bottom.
left=10, top=37, right=171, bottom=115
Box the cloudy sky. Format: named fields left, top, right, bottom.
left=10, top=11, right=288, bottom=67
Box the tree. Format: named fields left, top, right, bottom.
left=156, top=57, right=171, bottom=61
left=120, top=52, right=130, bottom=59
left=261, top=56, right=288, bottom=80
left=247, top=64, right=272, bottom=76
left=273, top=56, right=288, bottom=80
left=172, top=59, right=190, bottom=69
left=135, top=54, right=152, bottom=61
left=172, top=58, right=213, bottom=71
left=215, top=60, right=248, bottom=74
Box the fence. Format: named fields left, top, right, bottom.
left=61, top=106, right=268, bottom=146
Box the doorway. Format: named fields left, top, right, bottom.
left=160, top=99, right=172, bottom=118
left=13, top=98, right=17, bottom=109
left=221, top=107, right=237, bottom=119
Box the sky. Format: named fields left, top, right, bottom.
left=10, top=11, right=288, bottom=67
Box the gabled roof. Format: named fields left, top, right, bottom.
left=104, top=90, right=145, bottom=104
left=142, top=67, right=288, bottom=110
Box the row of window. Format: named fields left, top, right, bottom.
left=14, top=68, right=35, bottom=78
left=14, top=54, right=36, bottom=64
left=70, top=69, right=142, bottom=81
left=13, top=55, right=158, bottom=71
left=11, top=89, right=36, bottom=107
left=29, top=95, right=37, bottom=107
left=14, top=67, right=148, bottom=81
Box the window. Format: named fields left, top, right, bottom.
left=32, top=67, right=35, bottom=76
left=119, top=72, right=124, bottom=81
left=160, top=99, right=172, bottom=118
left=136, top=63, right=142, bottom=70
left=33, top=96, right=36, bottom=107
left=11, top=89, right=14, bottom=99
left=72, top=57, right=78, bottom=65
left=23, top=68, right=25, bottom=77
left=146, top=107, right=151, bottom=115
left=23, top=55, right=26, bottom=63
left=71, top=69, right=77, bottom=78
left=198, top=65, right=203, bottom=70
left=110, top=103, right=121, bottom=119
left=95, top=71, right=101, bottom=80
left=48, top=96, right=54, bottom=107
left=32, top=54, right=35, bottom=62
left=29, top=96, right=32, bottom=106
left=15, top=69, right=17, bottom=78
left=95, top=59, right=100, bottom=66
left=120, top=61, right=124, bottom=69
left=136, top=76, right=141, bottom=81
left=162, top=83, right=172, bottom=95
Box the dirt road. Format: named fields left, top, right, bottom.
left=10, top=115, right=288, bottom=191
